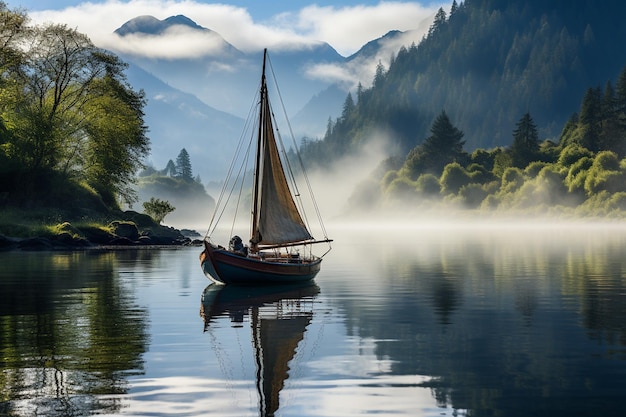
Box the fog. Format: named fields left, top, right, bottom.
left=162, top=128, right=626, bottom=246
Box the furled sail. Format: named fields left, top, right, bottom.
left=254, top=85, right=313, bottom=246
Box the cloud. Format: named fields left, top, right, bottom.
left=27, top=0, right=444, bottom=59
left=305, top=23, right=434, bottom=90
left=291, top=3, right=438, bottom=56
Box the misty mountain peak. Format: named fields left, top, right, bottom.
left=115, top=14, right=210, bottom=36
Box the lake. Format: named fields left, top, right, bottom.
left=1, top=220, right=626, bottom=416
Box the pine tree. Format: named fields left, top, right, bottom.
left=341, top=92, right=355, bottom=120
left=579, top=87, right=603, bottom=151
left=615, top=66, right=626, bottom=113
left=510, top=112, right=539, bottom=167
left=175, top=148, right=193, bottom=181
left=163, top=160, right=177, bottom=177
left=373, top=61, right=386, bottom=88
left=420, top=110, right=466, bottom=173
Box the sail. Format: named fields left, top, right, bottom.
left=254, top=311, right=312, bottom=416
left=255, top=93, right=313, bottom=246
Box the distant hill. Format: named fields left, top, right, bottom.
left=111, top=14, right=436, bottom=181
left=113, top=15, right=345, bottom=118
left=123, top=63, right=243, bottom=182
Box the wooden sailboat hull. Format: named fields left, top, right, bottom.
left=200, top=241, right=321, bottom=285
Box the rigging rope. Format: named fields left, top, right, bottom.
left=265, top=54, right=331, bottom=245
left=206, top=83, right=261, bottom=240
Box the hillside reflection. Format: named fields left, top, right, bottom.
left=0, top=251, right=149, bottom=416
left=324, top=223, right=626, bottom=416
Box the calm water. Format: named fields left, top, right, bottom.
left=1, top=222, right=626, bottom=416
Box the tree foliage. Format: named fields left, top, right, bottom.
left=0, top=4, right=148, bottom=209
left=142, top=197, right=175, bottom=224
left=300, top=0, right=626, bottom=170
left=175, top=148, right=193, bottom=181
left=510, top=112, right=539, bottom=167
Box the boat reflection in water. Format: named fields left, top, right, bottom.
left=200, top=282, right=320, bottom=416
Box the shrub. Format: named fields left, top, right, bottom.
left=440, top=163, right=471, bottom=195
left=415, top=173, right=440, bottom=196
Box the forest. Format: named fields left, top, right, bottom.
left=301, top=0, right=626, bottom=218
left=4, top=0, right=626, bottom=227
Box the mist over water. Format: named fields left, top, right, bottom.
left=3, top=214, right=626, bottom=416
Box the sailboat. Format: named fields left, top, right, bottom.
left=200, top=282, right=320, bottom=416
left=200, top=49, right=332, bottom=285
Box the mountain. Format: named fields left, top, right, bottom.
left=308, top=0, right=626, bottom=163
left=111, top=14, right=436, bottom=181
left=291, top=84, right=348, bottom=139
left=123, top=62, right=243, bottom=182
left=115, top=14, right=206, bottom=36
left=113, top=15, right=345, bottom=118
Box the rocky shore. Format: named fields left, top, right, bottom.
left=0, top=211, right=204, bottom=251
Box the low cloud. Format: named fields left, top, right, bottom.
left=27, top=0, right=445, bottom=59
left=305, top=18, right=434, bottom=89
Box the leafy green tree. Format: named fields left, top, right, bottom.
left=0, top=2, right=28, bottom=73
left=142, top=197, right=175, bottom=224
left=416, top=173, right=440, bottom=196
left=175, top=148, right=192, bottom=181
left=1, top=20, right=149, bottom=207
left=510, top=112, right=539, bottom=167
left=83, top=74, right=149, bottom=206
left=440, top=162, right=471, bottom=195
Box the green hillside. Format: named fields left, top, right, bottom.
left=307, top=0, right=626, bottom=160
left=302, top=0, right=626, bottom=217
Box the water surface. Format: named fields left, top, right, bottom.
left=1, top=222, right=626, bottom=416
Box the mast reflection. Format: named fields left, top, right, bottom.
left=200, top=282, right=320, bottom=416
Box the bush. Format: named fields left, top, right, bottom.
left=143, top=197, right=175, bottom=224
left=384, top=176, right=417, bottom=201
left=500, top=167, right=524, bottom=193
left=440, top=163, right=471, bottom=195
left=415, top=173, right=440, bottom=196
left=459, top=183, right=489, bottom=208
left=557, top=144, right=593, bottom=167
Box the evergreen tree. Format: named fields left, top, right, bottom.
left=579, top=87, right=603, bottom=151
left=428, top=7, right=447, bottom=37
left=450, top=0, right=459, bottom=16
left=373, top=61, right=386, bottom=88
left=341, top=92, right=355, bottom=120
left=602, top=80, right=615, bottom=115
left=419, top=110, right=466, bottom=174
left=510, top=112, right=539, bottom=167
left=615, top=65, right=626, bottom=113
left=163, top=159, right=177, bottom=177
left=175, top=148, right=192, bottom=181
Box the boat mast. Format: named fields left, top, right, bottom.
left=250, top=49, right=268, bottom=254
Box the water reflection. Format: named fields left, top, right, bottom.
left=200, top=282, right=319, bottom=417
left=325, top=225, right=626, bottom=416
left=0, top=251, right=149, bottom=416
left=2, top=226, right=626, bottom=416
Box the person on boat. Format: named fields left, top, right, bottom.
left=228, top=235, right=248, bottom=256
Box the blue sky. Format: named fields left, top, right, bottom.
left=10, top=1, right=392, bottom=21
left=5, top=0, right=445, bottom=56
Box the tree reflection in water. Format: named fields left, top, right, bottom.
left=0, top=251, right=148, bottom=416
